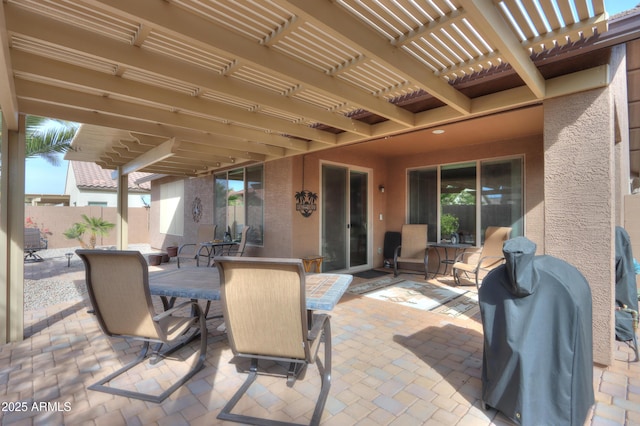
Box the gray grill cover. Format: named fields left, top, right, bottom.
left=478, top=237, right=594, bottom=426
left=615, top=226, right=638, bottom=342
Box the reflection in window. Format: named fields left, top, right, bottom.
left=408, top=168, right=437, bottom=242
left=441, top=163, right=476, bottom=244
left=214, top=165, right=264, bottom=245
left=408, top=157, right=523, bottom=244
left=481, top=158, right=523, bottom=241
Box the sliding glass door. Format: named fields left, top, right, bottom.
left=321, top=164, right=370, bottom=272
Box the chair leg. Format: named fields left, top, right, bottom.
left=88, top=305, right=207, bottom=403
left=311, top=319, right=332, bottom=426
left=452, top=268, right=460, bottom=286
left=217, top=319, right=332, bottom=426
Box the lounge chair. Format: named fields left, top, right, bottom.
left=452, top=226, right=512, bottom=289
left=76, top=249, right=207, bottom=403
left=393, top=224, right=429, bottom=278
left=215, top=256, right=331, bottom=425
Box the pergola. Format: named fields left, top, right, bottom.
left=0, top=0, right=626, bottom=343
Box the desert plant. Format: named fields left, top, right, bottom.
left=63, top=214, right=115, bottom=249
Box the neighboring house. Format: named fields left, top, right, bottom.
left=64, top=161, right=151, bottom=208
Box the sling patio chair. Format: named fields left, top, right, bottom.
left=393, top=224, right=429, bottom=278
left=215, top=256, right=332, bottom=426
left=76, top=249, right=207, bottom=403
left=225, top=225, right=251, bottom=257
left=24, top=227, right=47, bottom=262
left=452, top=226, right=512, bottom=289
left=177, top=224, right=216, bottom=267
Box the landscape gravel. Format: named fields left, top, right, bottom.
left=24, top=244, right=157, bottom=311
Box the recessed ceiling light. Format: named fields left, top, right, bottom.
left=432, top=129, right=445, bottom=134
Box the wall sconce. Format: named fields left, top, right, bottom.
left=379, top=185, right=385, bottom=193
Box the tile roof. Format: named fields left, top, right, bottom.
left=71, top=161, right=151, bottom=192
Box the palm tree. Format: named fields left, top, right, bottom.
left=25, top=116, right=79, bottom=165
left=63, top=215, right=115, bottom=249
left=0, top=115, right=79, bottom=165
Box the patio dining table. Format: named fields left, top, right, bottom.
left=149, top=267, right=353, bottom=314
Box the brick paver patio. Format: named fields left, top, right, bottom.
left=2, top=253, right=639, bottom=425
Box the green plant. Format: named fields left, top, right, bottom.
left=63, top=214, right=115, bottom=249
left=440, top=213, right=459, bottom=237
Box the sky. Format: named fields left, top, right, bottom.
left=24, top=0, right=640, bottom=194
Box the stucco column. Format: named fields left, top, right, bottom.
left=544, top=88, right=616, bottom=366
left=0, top=114, right=25, bottom=343
left=116, top=167, right=128, bottom=250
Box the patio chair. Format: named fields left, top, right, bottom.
left=393, top=224, right=429, bottom=278
left=24, top=227, right=47, bottom=262
left=76, top=249, right=207, bottom=403
left=452, top=226, right=512, bottom=289
left=226, top=225, right=251, bottom=257
left=177, top=224, right=216, bottom=267
left=215, top=256, right=332, bottom=426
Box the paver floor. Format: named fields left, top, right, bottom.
left=2, top=254, right=639, bottom=425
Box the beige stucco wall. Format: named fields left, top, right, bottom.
left=543, top=44, right=630, bottom=366
left=24, top=205, right=149, bottom=249
left=544, top=90, right=617, bottom=365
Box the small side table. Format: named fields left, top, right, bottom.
left=431, top=243, right=472, bottom=275
left=302, top=256, right=323, bottom=273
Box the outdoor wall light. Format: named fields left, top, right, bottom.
left=379, top=185, right=385, bottom=193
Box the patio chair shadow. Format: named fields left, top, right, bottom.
left=393, top=324, right=489, bottom=412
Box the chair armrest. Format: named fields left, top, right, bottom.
left=153, top=300, right=199, bottom=321
left=394, top=245, right=402, bottom=259
left=308, top=313, right=330, bottom=341
left=455, top=248, right=481, bottom=263
left=178, top=243, right=196, bottom=254
left=476, top=256, right=506, bottom=271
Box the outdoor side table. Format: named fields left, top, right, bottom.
left=431, top=243, right=472, bottom=275
left=302, top=255, right=323, bottom=273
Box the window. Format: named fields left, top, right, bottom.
left=408, top=157, right=523, bottom=244
left=441, top=162, right=476, bottom=243
left=481, top=158, right=523, bottom=239
left=159, top=180, right=184, bottom=236
left=88, top=201, right=108, bottom=207
left=214, top=164, right=264, bottom=245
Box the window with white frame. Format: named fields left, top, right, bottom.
left=214, top=164, right=264, bottom=245
left=408, top=157, right=523, bottom=244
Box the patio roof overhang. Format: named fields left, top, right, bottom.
left=0, top=0, right=635, bottom=177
